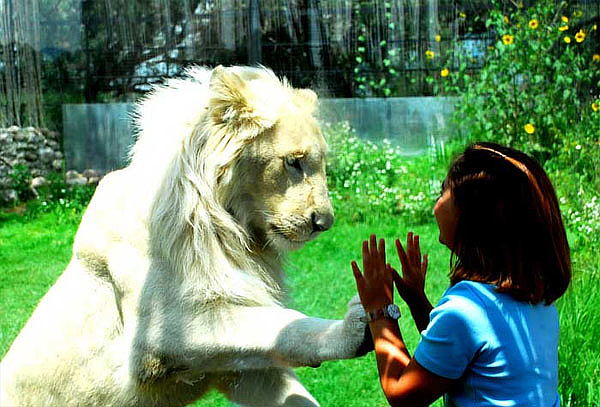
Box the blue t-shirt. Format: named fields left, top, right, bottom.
left=414, top=280, right=560, bottom=407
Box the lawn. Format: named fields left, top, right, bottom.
left=1, top=206, right=598, bottom=406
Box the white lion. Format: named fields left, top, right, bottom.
left=0, top=66, right=371, bottom=407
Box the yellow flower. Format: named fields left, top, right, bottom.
left=575, top=30, right=586, bottom=43
left=529, top=19, right=538, bottom=29
left=425, top=50, right=435, bottom=59
left=592, top=102, right=599, bottom=112
left=459, top=11, right=466, bottom=18
left=558, top=25, right=569, bottom=31
left=593, top=54, right=600, bottom=62
left=564, top=36, right=571, bottom=43
left=524, top=123, right=535, bottom=134
left=561, top=16, right=569, bottom=23
left=593, top=25, right=597, bottom=31
left=503, top=16, right=510, bottom=24
left=502, top=34, right=514, bottom=45
left=435, top=34, right=441, bottom=42
left=441, top=68, right=449, bottom=77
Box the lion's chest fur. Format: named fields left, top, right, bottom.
left=2, top=169, right=285, bottom=406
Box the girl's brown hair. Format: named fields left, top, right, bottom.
left=445, top=142, right=571, bottom=304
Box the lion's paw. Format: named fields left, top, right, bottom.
left=341, top=295, right=373, bottom=357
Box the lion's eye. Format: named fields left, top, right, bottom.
left=285, top=156, right=303, bottom=172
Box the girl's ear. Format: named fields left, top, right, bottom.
left=208, top=66, right=278, bottom=139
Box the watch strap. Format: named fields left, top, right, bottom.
left=361, top=304, right=401, bottom=322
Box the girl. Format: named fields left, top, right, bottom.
left=351, top=142, right=571, bottom=406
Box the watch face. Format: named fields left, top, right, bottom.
left=386, top=304, right=401, bottom=319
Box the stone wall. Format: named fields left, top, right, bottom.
left=0, top=126, right=101, bottom=203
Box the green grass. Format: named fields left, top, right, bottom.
left=1, top=209, right=598, bottom=406
left=0, top=211, right=78, bottom=352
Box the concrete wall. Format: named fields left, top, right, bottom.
left=63, top=103, right=135, bottom=172
left=62, top=97, right=456, bottom=172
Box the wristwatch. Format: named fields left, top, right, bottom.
left=361, top=304, right=401, bottom=323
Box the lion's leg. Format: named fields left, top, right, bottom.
left=218, top=368, right=319, bottom=407
left=131, top=297, right=371, bottom=390
left=153, top=298, right=367, bottom=370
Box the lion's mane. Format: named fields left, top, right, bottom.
left=128, top=66, right=300, bottom=306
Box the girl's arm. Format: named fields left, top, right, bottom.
left=352, top=235, right=455, bottom=406
left=367, top=317, right=454, bottom=406
left=390, top=233, right=434, bottom=332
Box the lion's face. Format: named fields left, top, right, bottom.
left=233, top=105, right=333, bottom=252
left=204, top=66, right=334, bottom=252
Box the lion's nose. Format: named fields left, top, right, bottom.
left=311, top=212, right=333, bottom=233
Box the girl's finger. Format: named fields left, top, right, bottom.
left=407, top=232, right=414, bottom=264
left=368, top=235, right=378, bottom=275
left=351, top=260, right=362, bottom=278
left=378, top=238, right=386, bottom=271
left=414, top=234, right=421, bottom=264
left=389, top=265, right=408, bottom=296
left=351, top=261, right=364, bottom=288
left=369, top=234, right=377, bottom=257
left=389, top=264, right=402, bottom=284
left=422, top=254, right=429, bottom=275
left=362, top=240, right=370, bottom=277
left=395, top=238, right=409, bottom=271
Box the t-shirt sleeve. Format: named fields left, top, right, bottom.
left=414, top=295, right=486, bottom=380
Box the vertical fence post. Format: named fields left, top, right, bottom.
left=247, top=0, right=262, bottom=65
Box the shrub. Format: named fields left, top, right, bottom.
left=25, top=172, right=96, bottom=219
left=436, top=1, right=599, bottom=164
left=324, top=122, right=444, bottom=225
left=7, top=164, right=35, bottom=202
left=429, top=0, right=599, bottom=248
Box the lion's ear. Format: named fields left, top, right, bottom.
left=294, top=89, right=318, bottom=113
left=208, top=66, right=278, bottom=138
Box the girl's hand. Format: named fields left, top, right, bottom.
left=390, top=232, right=429, bottom=306
left=351, top=235, right=393, bottom=312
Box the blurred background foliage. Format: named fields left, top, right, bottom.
left=1, top=0, right=598, bottom=130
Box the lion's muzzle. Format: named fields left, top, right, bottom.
left=310, top=211, right=333, bottom=233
